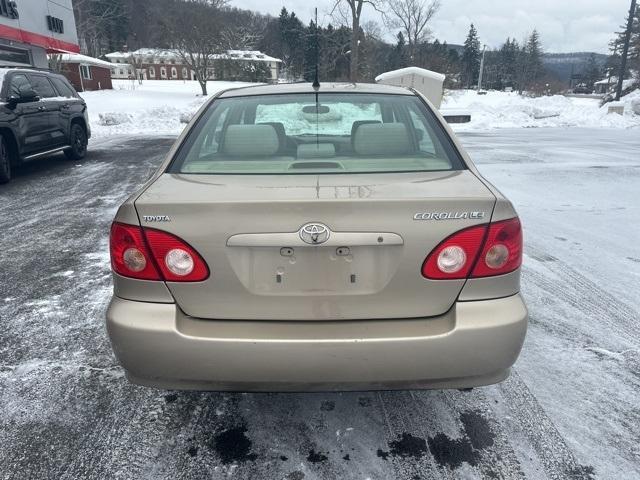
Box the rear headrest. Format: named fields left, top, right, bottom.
left=353, top=123, right=411, bottom=156
left=351, top=120, right=381, bottom=139
left=222, top=125, right=279, bottom=156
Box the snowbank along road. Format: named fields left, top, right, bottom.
left=0, top=129, right=639, bottom=480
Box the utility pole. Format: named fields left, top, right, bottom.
left=477, top=45, right=487, bottom=92
left=616, top=0, right=637, bottom=100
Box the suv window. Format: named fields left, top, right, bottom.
left=50, top=76, right=76, bottom=98
left=170, top=93, right=464, bottom=175
left=29, top=75, right=57, bottom=98
left=9, top=74, right=33, bottom=98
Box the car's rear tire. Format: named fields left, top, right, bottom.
left=0, top=134, right=12, bottom=184
left=64, top=123, right=88, bottom=160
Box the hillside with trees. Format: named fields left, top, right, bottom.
left=72, top=0, right=635, bottom=95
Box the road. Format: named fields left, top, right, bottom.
left=1, top=129, right=638, bottom=480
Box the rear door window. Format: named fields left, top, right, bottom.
left=49, top=77, right=77, bottom=98
left=29, top=75, right=57, bottom=98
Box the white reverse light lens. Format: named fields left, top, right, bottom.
left=165, top=248, right=194, bottom=276
left=123, top=247, right=146, bottom=272
left=485, top=244, right=509, bottom=269
left=437, top=246, right=467, bottom=274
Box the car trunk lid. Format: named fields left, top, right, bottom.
left=135, top=171, right=495, bottom=320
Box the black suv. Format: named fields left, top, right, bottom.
left=0, top=68, right=90, bottom=183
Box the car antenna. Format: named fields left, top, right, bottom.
left=312, top=7, right=320, bottom=89
left=313, top=7, right=320, bottom=147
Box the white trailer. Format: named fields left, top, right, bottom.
left=375, top=67, right=446, bottom=108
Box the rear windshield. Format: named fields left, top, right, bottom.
left=169, top=93, right=464, bottom=175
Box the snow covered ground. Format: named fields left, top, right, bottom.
left=82, top=79, right=253, bottom=138
left=442, top=89, right=640, bottom=130
left=1, top=129, right=639, bottom=479
left=81, top=80, right=640, bottom=140
left=1, top=80, right=639, bottom=479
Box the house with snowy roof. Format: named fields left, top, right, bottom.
left=48, top=53, right=114, bottom=91
left=104, top=48, right=282, bottom=82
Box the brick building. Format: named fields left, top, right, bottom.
left=105, top=48, right=281, bottom=82
left=54, top=53, right=113, bottom=91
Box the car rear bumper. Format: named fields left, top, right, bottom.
left=106, top=294, right=527, bottom=392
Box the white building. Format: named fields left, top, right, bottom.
left=104, top=48, right=282, bottom=82
left=0, top=0, right=78, bottom=68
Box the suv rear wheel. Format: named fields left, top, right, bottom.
left=0, top=134, right=12, bottom=184
left=64, top=123, right=88, bottom=160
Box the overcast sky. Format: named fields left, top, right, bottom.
left=231, top=0, right=632, bottom=53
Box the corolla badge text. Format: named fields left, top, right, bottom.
left=143, top=215, right=171, bottom=222
left=414, top=211, right=486, bottom=221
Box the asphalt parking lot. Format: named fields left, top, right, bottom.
left=1, top=129, right=639, bottom=480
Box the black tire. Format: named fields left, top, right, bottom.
left=0, top=134, right=11, bottom=184
left=64, top=123, right=88, bottom=160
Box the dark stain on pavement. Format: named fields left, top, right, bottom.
left=187, top=446, right=198, bottom=457
left=213, top=425, right=258, bottom=464
left=320, top=400, right=335, bottom=411
left=428, top=433, right=479, bottom=469
left=164, top=393, right=177, bottom=403
left=377, top=448, right=390, bottom=460
left=307, top=449, right=328, bottom=463
left=460, top=411, right=495, bottom=450
left=389, top=432, right=429, bottom=459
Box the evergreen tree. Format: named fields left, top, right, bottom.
left=525, top=29, right=544, bottom=85
left=609, top=5, right=640, bottom=78
left=461, top=24, right=481, bottom=88
left=279, top=8, right=305, bottom=79
left=499, top=38, right=519, bottom=89
left=386, top=32, right=408, bottom=70
left=583, top=53, right=603, bottom=88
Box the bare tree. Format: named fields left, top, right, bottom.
left=127, top=54, right=145, bottom=85
left=163, top=1, right=227, bottom=95
left=385, top=0, right=441, bottom=61
left=331, top=0, right=384, bottom=82
left=48, top=54, right=65, bottom=73
left=73, top=0, right=127, bottom=56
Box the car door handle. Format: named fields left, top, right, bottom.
left=37, top=105, right=46, bottom=111
left=61, top=104, right=70, bottom=110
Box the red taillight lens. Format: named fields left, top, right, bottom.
left=421, top=217, right=523, bottom=280
left=144, top=228, right=209, bottom=282
left=109, top=223, right=209, bottom=282
left=471, top=218, right=522, bottom=278
left=421, top=224, right=488, bottom=279
left=110, top=223, right=161, bottom=280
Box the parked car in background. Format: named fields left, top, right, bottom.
left=0, top=68, right=90, bottom=184
left=573, top=84, right=593, bottom=94
left=107, top=82, right=528, bottom=392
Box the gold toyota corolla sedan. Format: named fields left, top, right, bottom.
left=106, top=83, right=527, bottom=391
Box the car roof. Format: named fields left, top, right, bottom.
left=0, top=67, right=61, bottom=77
left=218, top=82, right=415, bottom=98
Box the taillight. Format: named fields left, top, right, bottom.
left=471, top=218, right=522, bottom=278
left=144, top=228, right=209, bottom=282
left=109, top=222, right=209, bottom=282
left=110, top=223, right=161, bottom=280
left=421, top=217, right=522, bottom=280
left=421, top=224, right=488, bottom=279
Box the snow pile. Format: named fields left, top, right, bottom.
left=442, top=89, right=640, bottom=130
left=81, top=80, right=254, bottom=138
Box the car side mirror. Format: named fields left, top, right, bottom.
left=8, top=86, right=39, bottom=105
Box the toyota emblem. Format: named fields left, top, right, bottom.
left=299, top=223, right=330, bottom=244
